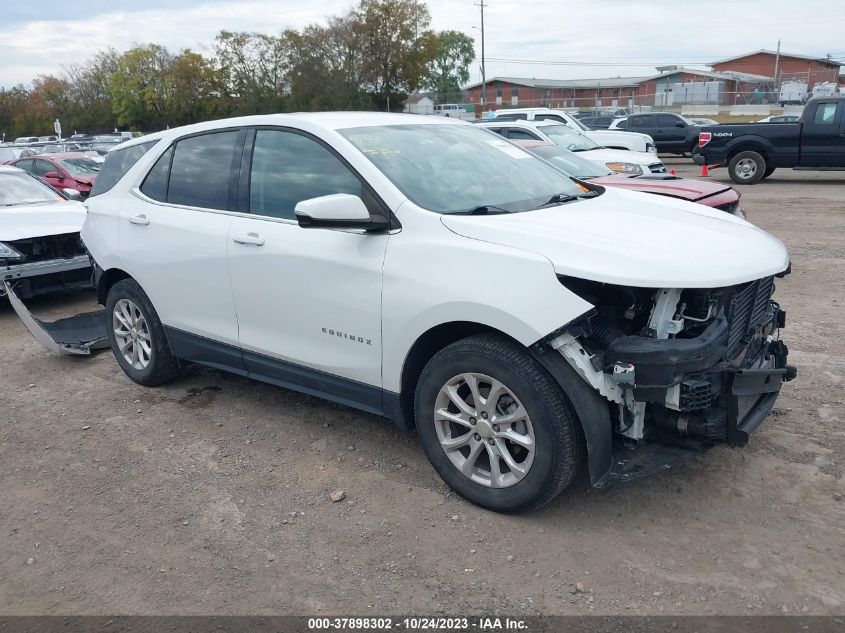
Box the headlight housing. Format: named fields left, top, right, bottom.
left=0, top=242, right=23, bottom=260
left=606, top=162, right=644, bottom=176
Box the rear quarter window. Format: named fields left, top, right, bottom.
left=89, top=141, right=157, bottom=196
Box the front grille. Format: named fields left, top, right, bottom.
left=648, top=163, right=667, bottom=174
left=726, top=277, right=775, bottom=353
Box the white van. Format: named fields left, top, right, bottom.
left=434, top=104, right=473, bottom=120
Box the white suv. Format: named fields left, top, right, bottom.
left=78, top=113, right=795, bottom=513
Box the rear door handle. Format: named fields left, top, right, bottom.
left=128, top=214, right=150, bottom=226
left=232, top=232, right=265, bottom=246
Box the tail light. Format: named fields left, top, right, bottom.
left=698, top=132, right=712, bottom=148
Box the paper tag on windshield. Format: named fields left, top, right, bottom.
left=486, top=139, right=532, bottom=159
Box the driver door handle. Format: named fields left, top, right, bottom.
left=129, top=214, right=150, bottom=226
left=232, top=232, right=265, bottom=246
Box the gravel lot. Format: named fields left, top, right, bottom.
left=1, top=160, right=843, bottom=616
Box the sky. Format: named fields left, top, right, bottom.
left=1, top=0, right=844, bottom=89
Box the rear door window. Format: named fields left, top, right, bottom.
left=166, top=131, right=241, bottom=210
left=140, top=146, right=174, bottom=202
left=812, top=102, right=840, bottom=125
left=628, top=115, right=651, bottom=129
left=89, top=140, right=157, bottom=196
left=657, top=114, right=681, bottom=127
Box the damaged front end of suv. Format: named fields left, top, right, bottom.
left=540, top=271, right=796, bottom=487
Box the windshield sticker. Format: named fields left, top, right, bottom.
left=486, top=140, right=532, bottom=159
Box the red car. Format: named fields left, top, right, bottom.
left=513, top=140, right=744, bottom=218
left=11, top=152, right=100, bottom=198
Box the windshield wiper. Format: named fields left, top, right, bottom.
left=536, top=190, right=599, bottom=209
left=536, top=193, right=580, bottom=208
left=456, top=205, right=511, bottom=215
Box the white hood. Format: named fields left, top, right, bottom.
left=0, top=200, right=86, bottom=241
left=573, top=147, right=657, bottom=166
left=587, top=129, right=654, bottom=150
left=441, top=188, right=789, bottom=289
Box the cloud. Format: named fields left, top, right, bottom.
left=0, top=0, right=843, bottom=88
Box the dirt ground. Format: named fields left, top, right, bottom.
left=1, top=160, right=844, bottom=617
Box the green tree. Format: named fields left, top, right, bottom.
left=354, top=0, right=439, bottom=109
left=426, top=30, right=475, bottom=99
left=108, top=44, right=174, bottom=129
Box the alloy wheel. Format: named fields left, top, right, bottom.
left=433, top=373, right=535, bottom=488
left=112, top=298, right=152, bottom=370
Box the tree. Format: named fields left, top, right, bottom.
left=214, top=31, right=291, bottom=114
left=108, top=44, right=175, bottom=129
left=63, top=49, right=119, bottom=133
left=354, top=0, right=439, bottom=109
left=426, top=30, right=475, bottom=99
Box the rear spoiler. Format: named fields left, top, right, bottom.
left=2, top=281, right=108, bottom=355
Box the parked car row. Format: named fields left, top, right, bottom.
left=5, top=112, right=795, bottom=515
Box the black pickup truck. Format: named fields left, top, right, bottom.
left=695, top=96, right=845, bottom=184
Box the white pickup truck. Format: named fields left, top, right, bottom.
left=493, top=107, right=657, bottom=155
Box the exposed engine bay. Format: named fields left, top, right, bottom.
left=1, top=232, right=91, bottom=299
left=552, top=272, right=797, bottom=450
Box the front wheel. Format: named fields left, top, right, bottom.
left=414, top=334, right=582, bottom=513
left=105, top=278, right=180, bottom=386
left=728, top=150, right=767, bottom=185
left=762, top=166, right=776, bottom=180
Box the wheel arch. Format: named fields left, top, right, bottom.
left=97, top=267, right=133, bottom=305
left=396, top=321, right=510, bottom=430
left=725, top=138, right=772, bottom=163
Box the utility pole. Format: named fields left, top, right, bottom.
left=475, top=0, right=487, bottom=108
left=773, top=39, right=781, bottom=94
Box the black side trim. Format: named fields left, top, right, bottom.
left=243, top=349, right=384, bottom=416
left=531, top=343, right=615, bottom=487
left=166, top=327, right=247, bottom=375
left=163, top=327, right=404, bottom=424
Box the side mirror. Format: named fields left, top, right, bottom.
left=44, top=171, right=63, bottom=179
left=294, top=194, right=389, bottom=231
left=675, top=121, right=686, bottom=128
left=63, top=188, right=82, bottom=201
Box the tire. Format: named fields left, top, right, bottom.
left=414, top=333, right=583, bottom=513
left=728, top=150, right=767, bottom=185
left=105, top=278, right=180, bottom=386
left=687, top=139, right=699, bottom=158
left=761, top=166, right=776, bottom=180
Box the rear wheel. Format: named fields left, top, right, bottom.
left=414, top=334, right=582, bottom=513
left=106, top=279, right=180, bottom=386
left=762, top=166, right=776, bottom=180
left=728, top=150, right=767, bottom=185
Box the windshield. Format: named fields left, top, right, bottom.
left=340, top=124, right=589, bottom=214
left=528, top=145, right=613, bottom=178
left=538, top=125, right=600, bottom=152
left=59, top=158, right=100, bottom=177
left=0, top=172, right=63, bottom=206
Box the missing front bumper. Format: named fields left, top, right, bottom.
left=2, top=281, right=107, bottom=355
